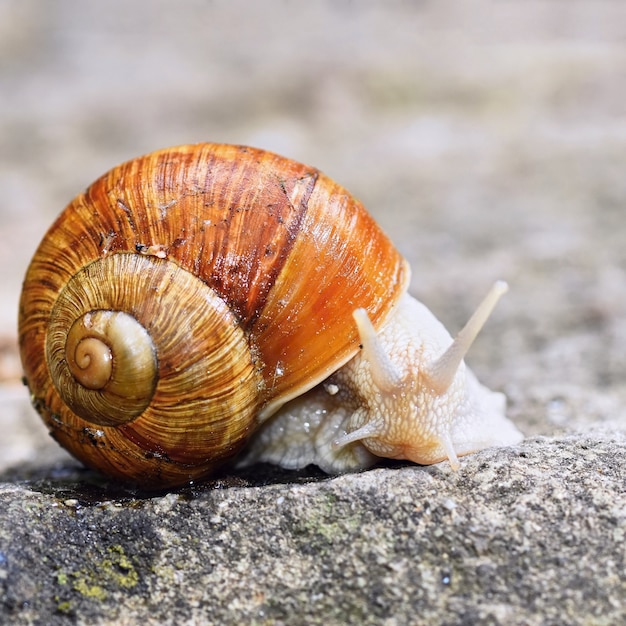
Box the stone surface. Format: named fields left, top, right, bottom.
left=1, top=1, right=625, bottom=624
left=1, top=433, right=625, bottom=626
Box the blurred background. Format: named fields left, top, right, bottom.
left=1, top=0, right=625, bottom=473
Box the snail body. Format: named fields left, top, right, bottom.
left=19, top=143, right=522, bottom=489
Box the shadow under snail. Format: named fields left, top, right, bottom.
left=18, top=143, right=523, bottom=489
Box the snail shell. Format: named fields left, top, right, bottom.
left=19, top=143, right=410, bottom=488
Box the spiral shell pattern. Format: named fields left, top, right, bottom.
left=19, top=143, right=408, bottom=488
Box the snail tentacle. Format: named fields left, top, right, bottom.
left=422, top=281, right=509, bottom=396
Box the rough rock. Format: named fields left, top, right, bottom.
left=1, top=432, right=624, bottom=626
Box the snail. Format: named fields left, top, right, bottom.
left=18, top=143, right=523, bottom=489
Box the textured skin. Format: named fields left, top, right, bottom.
left=240, top=293, right=523, bottom=472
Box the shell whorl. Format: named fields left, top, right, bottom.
left=36, top=252, right=264, bottom=484
left=67, top=328, right=114, bottom=391
left=58, top=309, right=157, bottom=425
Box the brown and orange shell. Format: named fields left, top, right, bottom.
left=18, top=143, right=409, bottom=488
